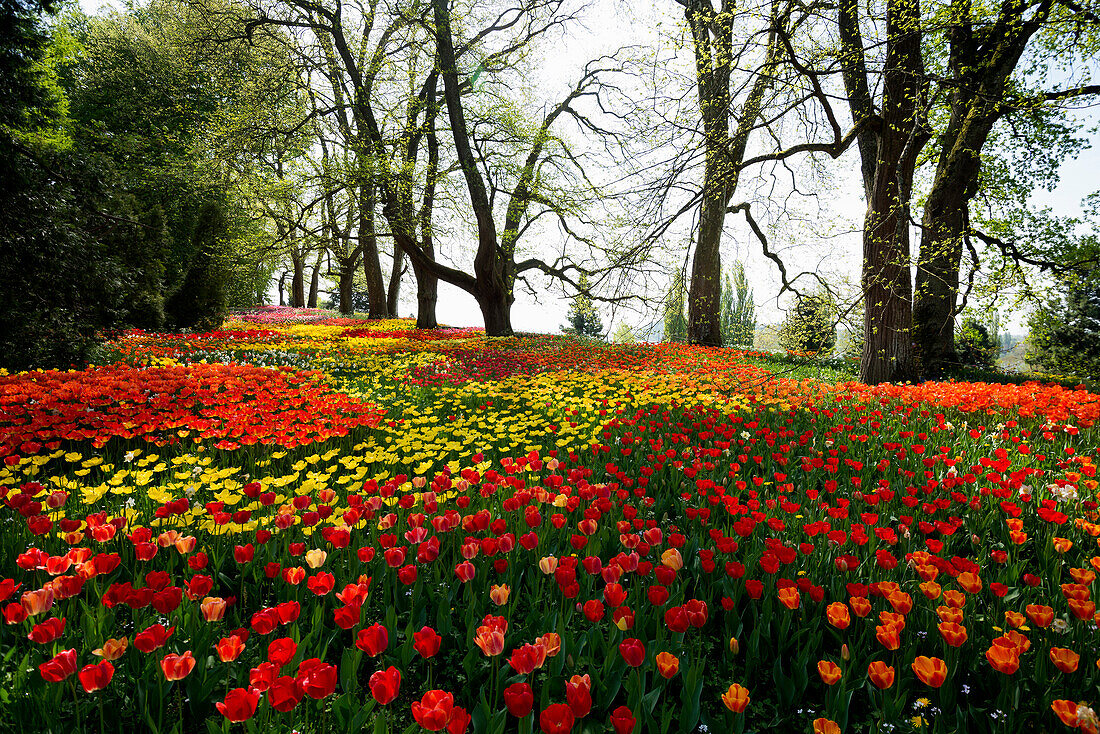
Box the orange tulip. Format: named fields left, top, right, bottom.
left=1000, top=630, right=1031, bottom=655
left=1004, top=611, right=1025, bottom=629
left=887, top=591, right=913, bottom=615
left=721, top=683, right=749, bottom=713
left=879, top=611, right=905, bottom=631
left=867, top=660, right=894, bottom=689
left=215, top=636, right=245, bottom=662
left=778, top=587, right=800, bottom=610
left=1050, top=647, right=1080, bottom=674
left=537, top=633, right=562, bottom=658
left=813, top=719, right=841, bottom=734
left=655, top=652, right=679, bottom=679
left=956, top=572, right=982, bottom=594
left=875, top=624, right=901, bottom=651
left=985, top=644, right=1020, bottom=675
left=936, top=606, right=963, bottom=624
left=201, top=597, right=227, bottom=622
left=826, top=602, right=850, bottom=630
left=474, top=626, right=505, bottom=657
left=489, top=584, right=510, bottom=606
left=660, top=548, right=683, bottom=571
left=92, top=637, right=128, bottom=661
left=21, top=588, right=54, bottom=616
left=817, top=660, right=841, bottom=686
left=919, top=581, right=941, bottom=600
left=1051, top=700, right=1079, bottom=727
left=911, top=656, right=947, bottom=688
left=849, top=597, right=872, bottom=618
left=1053, top=537, right=1073, bottom=553
left=938, top=621, right=967, bottom=647
left=942, top=590, right=966, bottom=608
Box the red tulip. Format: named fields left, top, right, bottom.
left=39, top=649, right=78, bottom=682
left=296, top=659, right=338, bottom=699
left=609, top=705, right=636, bottom=734
left=355, top=623, right=388, bottom=657
left=369, top=666, right=401, bottom=705
left=28, top=616, right=65, bottom=644
left=133, top=623, right=174, bottom=653
left=268, top=637, right=297, bottom=667
left=503, top=682, right=534, bottom=717
left=539, top=703, right=575, bottom=734
left=160, top=651, right=196, bottom=681
left=334, top=603, right=361, bottom=629
left=215, top=636, right=245, bottom=663
left=619, top=638, right=645, bottom=667
left=216, top=687, right=260, bottom=722
left=413, top=626, right=442, bottom=658
left=411, top=689, right=455, bottom=731
left=78, top=661, right=114, bottom=692
left=565, top=675, right=592, bottom=718
left=267, top=676, right=303, bottom=712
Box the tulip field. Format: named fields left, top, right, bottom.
left=3, top=307, right=1100, bottom=734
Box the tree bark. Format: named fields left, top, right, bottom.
left=359, top=173, right=387, bottom=319
left=912, top=0, right=1043, bottom=374
left=307, top=249, right=322, bottom=308
left=338, top=258, right=355, bottom=315
left=290, top=252, right=305, bottom=308
left=858, top=0, right=929, bottom=384
left=387, top=244, right=403, bottom=318
left=684, top=3, right=732, bottom=348
left=432, top=0, right=512, bottom=336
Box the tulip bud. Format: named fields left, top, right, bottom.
left=729, top=637, right=739, bottom=655
left=841, top=644, right=850, bottom=661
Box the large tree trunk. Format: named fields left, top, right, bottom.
left=433, top=0, right=510, bottom=336
left=477, top=285, right=513, bottom=336
left=338, top=259, right=355, bottom=315
left=290, top=253, right=305, bottom=308
left=307, top=250, right=322, bottom=308
left=912, top=1, right=1037, bottom=374
left=684, top=4, right=732, bottom=348
left=413, top=260, right=437, bottom=328
left=359, top=175, right=387, bottom=319
left=858, top=0, right=929, bottom=384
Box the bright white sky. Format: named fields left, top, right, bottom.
left=76, top=0, right=1100, bottom=335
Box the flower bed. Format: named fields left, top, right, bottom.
left=0, top=312, right=1097, bottom=733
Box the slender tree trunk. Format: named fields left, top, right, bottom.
left=359, top=173, right=387, bottom=319
left=338, top=258, right=355, bottom=315
left=307, top=249, right=323, bottom=308
left=291, top=253, right=305, bottom=308
left=858, top=0, right=928, bottom=384
left=387, top=244, right=403, bottom=318
left=278, top=270, right=287, bottom=306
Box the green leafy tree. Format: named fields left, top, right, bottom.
left=664, top=270, right=688, bottom=343
left=561, top=274, right=604, bottom=339
left=611, top=323, right=636, bottom=344
left=1028, top=275, right=1100, bottom=380
left=779, top=291, right=837, bottom=355
left=955, top=316, right=998, bottom=369
left=720, top=261, right=755, bottom=347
